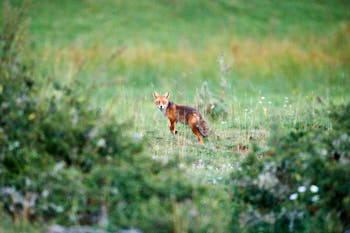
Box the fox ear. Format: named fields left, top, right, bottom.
left=153, top=91, right=159, bottom=99
left=164, top=92, right=170, bottom=99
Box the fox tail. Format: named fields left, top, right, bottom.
left=197, top=118, right=210, bottom=137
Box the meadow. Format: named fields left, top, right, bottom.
left=29, top=0, right=349, bottom=182
left=1, top=0, right=350, bottom=232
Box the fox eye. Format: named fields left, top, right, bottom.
left=156, top=101, right=160, bottom=105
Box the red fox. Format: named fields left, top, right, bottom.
left=153, top=91, right=210, bottom=144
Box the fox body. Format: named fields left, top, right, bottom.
left=153, top=91, right=210, bottom=144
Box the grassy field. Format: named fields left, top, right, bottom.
left=2, top=0, right=350, bottom=231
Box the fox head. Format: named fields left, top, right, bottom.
left=153, top=91, right=170, bottom=112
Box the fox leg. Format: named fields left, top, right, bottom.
left=170, top=120, right=177, bottom=135
left=188, top=117, right=203, bottom=144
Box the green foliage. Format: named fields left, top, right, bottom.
left=196, top=82, right=228, bottom=121
left=0, top=2, right=229, bottom=232
left=231, top=103, right=350, bottom=232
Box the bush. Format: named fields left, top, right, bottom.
left=231, top=103, right=350, bottom=232
left=0, top=2, right=229, bottom=232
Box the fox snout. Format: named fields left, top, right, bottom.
left=158, top=105, right=166, bottom=110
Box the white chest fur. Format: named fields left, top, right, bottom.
left=158, top=108, right=167, bottom=119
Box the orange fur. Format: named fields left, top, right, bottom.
left=153, top=91, right=210, bottom=144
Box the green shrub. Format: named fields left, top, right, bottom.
left=0, top=2, right=229, bottom=232
left=231, top=103, right=350, bottom=232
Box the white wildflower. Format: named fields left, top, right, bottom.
left=212, top=179, right=217, bottom=184
left=261, top=97, right=265, bottom=99
left=97, top=138, right=106, bottom=148
left=298, top=186, right=306, bottom=193
left=289, top=193, right=298, bottom=200
left=311, top=195, right=319, bottom=202
left=56, top=205, right=63, bottom=213
left=111, top=188, right=119, bottom=195
left=320, top=149, right=327, bottom=156
left=42, top=190, right=50, bottom=198
left=310, top=185, right=319, bottom=193
left=53, top=162, right=65, bottom=172
left=13, top=141, right=20, bottom=148
left=258, top=101, right=263, bottom=104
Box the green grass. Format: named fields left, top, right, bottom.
left=2, top=0, right=350, bottom=231
left=0, top=212, right=42, bottom=233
